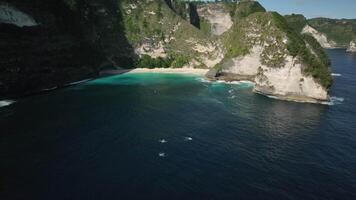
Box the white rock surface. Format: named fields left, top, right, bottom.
left=221, top=45, right=328, bottom=101
left=347, top=40, right=356, bottom=52
left=0, top=4, right=38, bottom=27
left=197, top=4, right=233, bottom=35
left=222, top=46, right=263, bottom=76
left=255, top=56, right=328, bottom=101
left=135, top=41, right=167, bottom=58
left=301, top=25, right=336, bottom=49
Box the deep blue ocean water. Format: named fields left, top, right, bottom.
left=1, top=49, right=356, bottom=200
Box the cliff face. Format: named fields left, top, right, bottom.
left=197, top=3, right=233, bottom=36
left=308, top=18, right=356, bottom=48
left=121, top=0, right=224, bottom=69
left=0, top=0, right=134, bottom=97
left=207, top=2, right=331, bottom=102
left=0, top=0, right=332, bottom=102
left=301, top=25, right=337, bottom=49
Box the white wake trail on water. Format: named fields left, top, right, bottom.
left=0, top=100, right=15, bottom=107
left=331, top=73, right=342, bottom=77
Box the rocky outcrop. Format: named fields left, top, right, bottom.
left=121, top=0, right=223, bottom=69
left=301, top=25, right=337, bottom=49
left=347, top=40, right=356, bottom=52
left=0, top=0, right=332, bottom=103
left=308, top=17, right=356, bottom=48
left=213, top=44, right=328, bottom=102
left=207, top=8, right=331, bottom=103
left=254, top=56, right=328, bottom=102
left=197, top=3, right=233, bottom=36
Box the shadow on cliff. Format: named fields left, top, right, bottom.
left=0, top=0, right=135, bottom=98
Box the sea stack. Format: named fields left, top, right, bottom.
left=347, top=40, right=356, bottom=52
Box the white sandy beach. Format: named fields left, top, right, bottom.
left=100, top=68, right=209, bottom=76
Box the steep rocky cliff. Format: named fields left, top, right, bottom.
left=206, top=2, right=331, bottom=102
left=121, top=0, right=223, bottom=69
left=196, top=3, right=233, bottom=36
left=0, top=0, right=332, bottom=103
left=308, top=18, right=356, bottom=48
left=0, top=0, right=134, bottom=97
left=285, top=14, right=337, bottom=49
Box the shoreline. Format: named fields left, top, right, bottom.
left=100, top=68, right=209, bottom=76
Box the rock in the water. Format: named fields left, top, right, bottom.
left=347, top=40, right=356, bottom=52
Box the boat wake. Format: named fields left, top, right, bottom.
left=331, top=73, right=342, bottom=77
left=0, top=100, right=15, bottom=108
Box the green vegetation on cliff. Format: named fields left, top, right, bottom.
left=284, top=14, right=307, bottom=33
left=136, top=54, right=189, bottom=69
left=308, top=18, right=356, bottom=47
left=272, top=12, right=332, bottom=88
left=234, top=0, right=266, bottom=19
left=223, top=1, right=267, bottom=58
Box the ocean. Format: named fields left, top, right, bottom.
left=1, top=49, right=356, bottom=199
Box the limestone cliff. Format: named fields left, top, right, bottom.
left=308, top=18, right=356, bottom=48
left=301, top=25, right=337, bottom=49
left=197, top=3, right=233, bottom=36
left=286, top=14, right=356, bottom=53
left=121, top=0, right=224, bottom=69
left=0, top=0, right=332, bottom=103
left=207, top=2, right=331, bottom=103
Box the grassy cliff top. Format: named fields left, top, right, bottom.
left=234, top=0, right=266, bottom=18
left=221, top=10, right=331, bottom=88
left=308, top=18, right=356, bottom=46
left=284, top=14, right=308, bottom=33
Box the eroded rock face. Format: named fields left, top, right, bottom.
left=197, top=3, right=233, bottom=36
left=208, top=12, right=330, bottom=103
left=255, top=56, right=328, bottom=101
left=302, top=25, right=337, bottom=49
left=347, top=40, right=356, bottom=52
left=218, top=45, right=328, bottom=102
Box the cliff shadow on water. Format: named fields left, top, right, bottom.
left=0, top=0, right=135, bottom=98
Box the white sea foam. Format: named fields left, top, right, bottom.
left=158, top=152, right=166, bottom=157
left=322, top=96, right=344, bottom=106
left=197, top=78, right=255, bottom=86
left=0, top=100, right=15, bottom=107
left=184, top=137, right=193, bottom=141
left=331, top=73, right=342, bottom=77
left=159, top=139, right=167, bottom=143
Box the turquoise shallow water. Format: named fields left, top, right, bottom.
left=1, top=49, right=356, bottom=200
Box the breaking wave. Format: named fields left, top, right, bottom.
left=197, top=78, right=254, bottom=87
left=322, top=97, right=344, bottom=106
